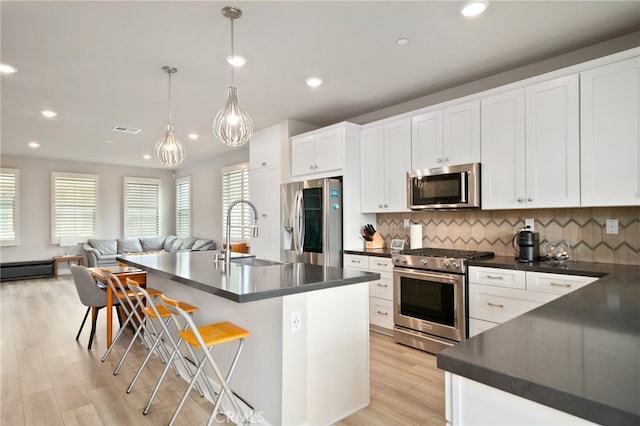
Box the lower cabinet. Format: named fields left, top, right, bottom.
left=468, top=266, right=598, bottom=337
left=344, top=254, right=394, bottom=334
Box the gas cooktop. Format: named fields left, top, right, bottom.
left=393, top=248, right=494, bottom=273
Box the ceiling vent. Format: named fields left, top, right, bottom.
left=112, top=125, right=141, bottom=135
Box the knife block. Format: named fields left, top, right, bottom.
left=365, top=232, right=386, bottom=249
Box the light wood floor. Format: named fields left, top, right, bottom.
left=1, top=276, right=444, bottom=425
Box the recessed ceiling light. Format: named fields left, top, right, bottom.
left=226, top=55, right=247, bottom=67
left=396, top=38, right=409, bottom=46
left=41, top=110, right=58, bottom=118
left=104, top=140, right=116, bottom=144
left=188, top=133, right=199, bottom=140
left=0, top=63, right=17, bottom=74
left=143, top=154, right=151, bottom=160
left=305, top=77, right=323, bottom=88
left=28, top=141, right=40, bottom=148
left=460, top=0, right=489, bottom=17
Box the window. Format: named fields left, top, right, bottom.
left=0, top=168, right=19, bottom=246
left=222, top=162, right=251, bottom=242
left=176, top=176, right=191, bottom=238
left=124, top=177, right=160, bottom=237
left=51, top=172, right=98, bottom=243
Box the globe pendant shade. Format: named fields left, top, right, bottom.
left=213, top=86, right=253, bottom=146
left=155, top=124, right=185, bottom=166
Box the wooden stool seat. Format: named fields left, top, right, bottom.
left=143, top=301, right=198, bottom=319
left=181, top=321, right=251, bottom=349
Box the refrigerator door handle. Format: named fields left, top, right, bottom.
left=293, top=189, right=305, bottom=255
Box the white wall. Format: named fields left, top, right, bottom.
left=0, top=155, right=174, bottom=263
left=175, top=147, right=249, bottom=244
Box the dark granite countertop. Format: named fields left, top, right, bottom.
left=438, top=258, right=640, bottom=425
left=344, top=247, right=394, bottom=258
left=118, top=250, right=379, bottom=303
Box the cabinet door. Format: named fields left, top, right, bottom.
left=481, top=89, right=526, bottom=209
left=249, top=126, right=281, bottom=169
left=343, top=254, right=369, bottom=270
left=525, top=74, right=580, bottom=208
left=384, top=118, right=412, bottom=212
left=291, top=135, right=317, bottom=176
left=469, top=284, right=555, bottom=324
left=411, top=109, right=443, bottom=170
left=581, top=57, right=640, bottom=206
left=360, top=126, right=385, bottom=213
left=249, top=167, right=281, bottom=260
left=443, top=100, right=480, bottom=166
left=314, top=129, right=343, bottom=174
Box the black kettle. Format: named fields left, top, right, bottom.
left=512, top=229, right=540, bottom=262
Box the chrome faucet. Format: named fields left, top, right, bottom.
left=225, top=199, right=259, bottom=268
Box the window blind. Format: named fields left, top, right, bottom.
left=124, top=177, right=160, bottom=237
left=52, top=172, right=98, bottom=242
left=0, top=169, right=19, bottom=245
left=176, top=176, right=191, bottom=238
left=222, top=163, right=251, bottom=242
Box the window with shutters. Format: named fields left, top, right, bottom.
left=221, top=162, right=251, bottom=243
left=0, top=168, right=19, bottom=246
left=51, top=172, right=98, bottom=243
left=176, top=176, right=191, bottom=238
left=124, top=177, right=160, bottom=237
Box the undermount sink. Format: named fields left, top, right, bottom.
left=230, top=257, right=286, bottom=267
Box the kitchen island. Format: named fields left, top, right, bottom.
left=119, top=250, right=380, bottom=426
left=438, top=258, right=640, bottom=425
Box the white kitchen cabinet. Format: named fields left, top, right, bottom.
left=412, top=100, right=480, bottom=170
left=360, top=118, right=411, bottom=213
left=580, top=56, right=640, bottom=207
left=291, top=127, right=343, bottom=177
left=249, top=166, right=281, bottom=260
left=481, top=74, right=580, bottom=209
left=249, top=125, right=282, bottom=170
left=468, top=266, right=599, bottom=337
left=343, top=254, right=394, bottom=334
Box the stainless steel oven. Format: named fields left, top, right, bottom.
left=392, top=248, right=494, bottom=354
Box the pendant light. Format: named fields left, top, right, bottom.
left=213, top=6, right=253, bottom=146
left=155, top=65, right=186, bottom=166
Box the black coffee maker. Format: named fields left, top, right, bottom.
left=513, top=229, right=540, bottom=262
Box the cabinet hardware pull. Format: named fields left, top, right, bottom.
left=351, top=260, right=360, bottom=263
left=517, top=198, right=524, bottom=203
left=550, top=282, right=571, bottom=288
left=261, top=162, right=267, bottom=166
left=376, top=262, right=386, bottom=266
left=527, top=197, right=533, bottom=202
left=310, top=165, right=314, bottom=170
left=437, top=158, right=442, bottom=163
left=376, top=283, right=388, bottom=287
left=443, top=157, right=449, bottom=163
left=486, top=275, right=504, bottom=280
left=487, top=302, right=504, bottom=308
left=377, top=311, right=388, bottom=315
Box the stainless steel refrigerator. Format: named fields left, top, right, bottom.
left=281, top=178, right=342, bottom=267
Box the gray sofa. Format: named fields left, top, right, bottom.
left=82, top=235, right=217, bottom=267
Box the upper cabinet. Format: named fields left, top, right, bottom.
left=580, top=56, right=640, bottom=207
left=250, top=125, right=282, bottom=170
left=361, top=118, right=412, bottom=213
left=412, top=100, right=480, bottom=170
left=481, top=74, right=580, bottom=209
left=291, top=127, right=344, bottom=177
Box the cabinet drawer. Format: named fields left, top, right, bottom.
left=343, top=254, right=369, bottom=270
left=468, top=318, right=499, bottom=338
left=469, top=284, right=556, bottom=323
left=469, top=266, right=526, bottom=289
left=369, top=272, right=393, bottom=300
left=368, top=257, right=393, bottom=272
left=369, top=297, right=393, bottom=329
left=526, top=272, right=597, bottom=295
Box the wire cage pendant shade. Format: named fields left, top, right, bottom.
left=155, top=66, right=185, bottom=166
left=213, top=6, right=253, bottom=146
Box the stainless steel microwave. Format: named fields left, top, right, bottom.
left=407, top=163, right=481, bottom=210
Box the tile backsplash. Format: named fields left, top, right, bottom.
left=377, top=206, right=640, bottom=265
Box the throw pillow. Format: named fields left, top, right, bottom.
left=192, top=239, right=216, bottom=251
left=163, top=235, right=178, bottom=252
left=117, top=238, right=143, bottom=254
left=88, top=239, right=117, bottom=255
left=176, top=236, right=198, bottom=250
left=139, top=236, right=166, bottom=252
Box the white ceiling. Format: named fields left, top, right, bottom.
left=2, top=1, right=639, bottom=169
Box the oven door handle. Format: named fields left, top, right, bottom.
left=393, top=268, right=460, bottom=283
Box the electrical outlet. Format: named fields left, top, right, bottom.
left=403, top=219, right=410, bottom=229
left=606, top=219, right=619, bottom=235
left=291, top=311, right=301, bottom=332
left=525, top=218, right=535, bottom=232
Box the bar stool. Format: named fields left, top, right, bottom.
left=124, top=279, right=216, bottom=404
left=100, top=270, right=166, bottom=375
left=159, top=294, right=251, bottom=426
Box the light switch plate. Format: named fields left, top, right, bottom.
left=606, top=219, right=619, bottom=235
left=525, top=218, right=535, bottom=231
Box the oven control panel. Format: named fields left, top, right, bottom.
left=392, top=256, right=465, bottom=274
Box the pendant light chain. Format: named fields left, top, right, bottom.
left=230, top=15, right=235, bottom=86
